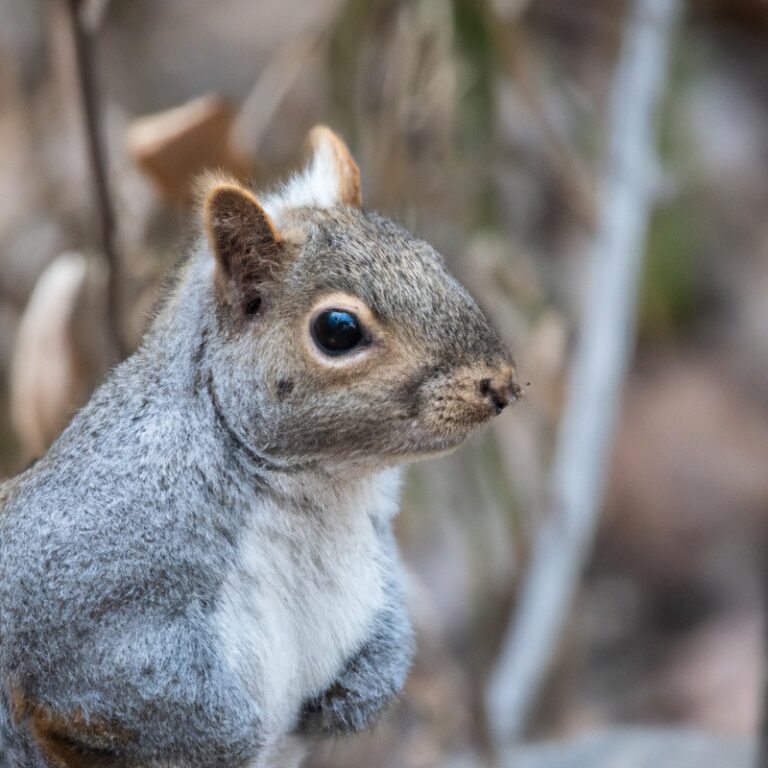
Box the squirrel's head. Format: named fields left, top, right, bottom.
left=195, top=126, right=521, bottom=470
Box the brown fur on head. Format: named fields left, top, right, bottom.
left=196, top=126, right=520, bottom=469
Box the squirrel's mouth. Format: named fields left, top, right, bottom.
left=412, top=363, right=521, bottom=447
left=405, top=394, right=518, bottom=460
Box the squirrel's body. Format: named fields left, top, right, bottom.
left=0, top=128, right=519, bottom=767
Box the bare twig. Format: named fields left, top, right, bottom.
left=64, top=0, right=126, bottom=358
left=485, top=0, right=683, bottom=747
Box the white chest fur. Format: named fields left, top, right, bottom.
left=213, top=468, right=401, bottom=736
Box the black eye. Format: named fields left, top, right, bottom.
left=312, top=309, right=364, bottom=355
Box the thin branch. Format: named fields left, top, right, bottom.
left=64, top=0, right=127, bottom=358
left=485, top=0, right=683, bottom=748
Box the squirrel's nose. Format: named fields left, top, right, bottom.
left=479, top=375, right=521, bottom=415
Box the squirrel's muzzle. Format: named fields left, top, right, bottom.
left=480, top=372, right=522, bottom=415
left=413, top=361, right=522, bottom=454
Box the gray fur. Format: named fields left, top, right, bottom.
left=0, top=148, right=516, bottom=768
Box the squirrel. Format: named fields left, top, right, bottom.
left=0, top=126, right=521, bottom=768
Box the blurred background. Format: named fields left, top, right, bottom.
left=1, top=0, right=767, bottom=766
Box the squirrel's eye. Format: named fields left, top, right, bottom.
left=312, top=309, right=363, bottom=355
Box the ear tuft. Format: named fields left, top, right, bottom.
left=200, top=174, right=283, bottom=312
left=262, top=126, right=361, bottom=217
left=307, top=125, right=361, bottom=208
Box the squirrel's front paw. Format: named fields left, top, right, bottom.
left=297, top=681, right=390, bottom=736
left=297, top=574, right=413, bottom=737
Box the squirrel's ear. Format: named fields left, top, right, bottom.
left=265, top=126, right=361, bottom=215
left=306, top=125, right=362, bottom=208
left=201, top=178, right=283, bottom=313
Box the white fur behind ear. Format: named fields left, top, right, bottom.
left=263, top=139, right=340, bottom=222
left=262, top=128, right=360, bottom=223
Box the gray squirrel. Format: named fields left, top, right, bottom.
left=0, top=126, right=520, bottom=768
